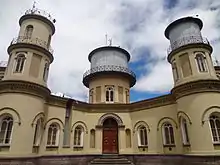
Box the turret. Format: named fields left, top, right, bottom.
left=4, top=5, right=55, bottom=87
left=165, top=17, right=217, bottom=86
left=165, top=17, right=220, bottom=154
left=83, top=46, right=136, bottom=104
left=0, top=6, right=55, bottom=156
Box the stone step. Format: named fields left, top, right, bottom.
left=89, top=156, right=134, bottom=165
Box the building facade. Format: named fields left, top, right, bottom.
left=0, top=7, right=220, bottom=165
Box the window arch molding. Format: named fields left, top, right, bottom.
left=201, top=106, right=220, bottom=125
left=177, top=111, right=192, bottom=125
left=157, top=117, right=178, bottom=131
left=0, top=107, right=21, bottom=125
left=97, top=113, right=123, bottom=127
left=31, top=112, right=45, bottom=126
left=44, top=118, right=64, bottom=131
left=71, top=121, right=88, bottom=134
left=133, top=120, right=150, bottom=133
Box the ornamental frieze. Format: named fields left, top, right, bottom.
left=171, top=80, right=220, bottom=99
left=0, top=80, right=50, bottom=99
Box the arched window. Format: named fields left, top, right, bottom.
left=180, top=118, right=190, bottom=145
left=0, top=116, right=13, bottom=145
left=105, top=86, right=114, bottom=102
left=195, top=54, right=207, bottom=72
left=24, top=25, right=33, bottom=39
left=14, top=54, right=26, bottom=73
left=47, top=123, right=60, bottom=146
left=33, top=118, right=43, bottom=146
left=43, top=61, right=49, bottom=81
left=137, top=126, right=148, bottom=146
left=209, top=115, right=220, bottom=143
left=162, top=122, right=175, bottom=145
left=172, top=61, right=179, bottom=81
left=90, top=129, right=95, bottom=148
left=73, top=126, right=84, bottom=147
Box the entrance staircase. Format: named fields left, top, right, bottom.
left=89, top=154, right=134, bottom=165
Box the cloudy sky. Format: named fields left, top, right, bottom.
left=0, top=0, right=220, bottom=102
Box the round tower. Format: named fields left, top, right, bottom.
left=4, top=6, right=55, bottom=86
left=165, top=17, right=217, bottom=86
left=83, top=46, right=136, bottom=104
left=165, top=17, right=220, bottom=154
left=0, top=6, right=55, bottom=156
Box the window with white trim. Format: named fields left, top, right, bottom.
left=24, top=25, right=33, bottom=39
left=33, top=118, right=43, bottom=146
left=73, top=126, right=84, bottom=147
left=0, top=116, right=13, bottom=145
left=162, top=122, right=175, bottom=145
left=195, top=53, right=207, bottom=72
left=137, top=126, right=148, bottom=146
left=209, top=115, right=220, bottom=143
left=180, top=117, right=190, bottom=145
left=105, top=86, right=114, bottom=102
left=14, top=54, right=26, bottom=73
left=47, top=123, right=60, bottom=146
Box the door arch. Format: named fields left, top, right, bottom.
left=102, top=118, right=118, bottom=154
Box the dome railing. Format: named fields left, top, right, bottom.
left=167, top=36, right=210, bottom=54
left=10, top=36, right=54, bottom=54
left=24, top=8, right=56, bottom=24
left=83, top=65, right=136, bottom=79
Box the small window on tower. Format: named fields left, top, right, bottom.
left=14, top=54, right=26, bottom=73
left=43, top=61, right=49, bottom=81
left=195, top=53, right=207, bottom=72
left=172, top=61, right=179, bottom=81
left=105, top=86, right=114, bottom=103
left=24, top=25, right=33, bottom=39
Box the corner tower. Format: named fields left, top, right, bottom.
left=165, top=17, right=220, bottom=154
left=165, top=17, right=217, bottom=86
left=83, top=46, right=136, bottom=104
left=4, top=6, right=55, bottom=86
left=0, top=6, right=55, bottom=156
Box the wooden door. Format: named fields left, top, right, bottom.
left=102, top=118, right=118, bottom=154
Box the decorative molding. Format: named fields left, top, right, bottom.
left=133, top=121, right=150, bottom=133
left=31, top=112, right=45, bottom=126
left=177, top=111, right=192, bottom=125
left=0, top=80, right=50, bottom=99
left=0, top=107, right=21, bottom=125
left=201, top=106, right=220, bottom=125
left=97, top=113, right=123, bottom=127
left=157, top=117, right=178, bottom=131
left=44, top=118, right=64, bottom=130
left=171, top=80, right=220, bottom=99
left=46, top=94, right=176, bottom=112
left=71, top=121, right=88, bottom=134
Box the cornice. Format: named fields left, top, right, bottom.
left=0, top=80, right=50, bottom=99
left=47, top=94, right=175, bottom=112
left=171, top=79, right=220, bottom=99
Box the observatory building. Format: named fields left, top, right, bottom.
left=0, top=6, right=220, bottom=165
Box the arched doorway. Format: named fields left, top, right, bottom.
left=102, top=118, right=118, bottom=154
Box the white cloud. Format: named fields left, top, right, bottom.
left=0, top=0, right=220, bottom=101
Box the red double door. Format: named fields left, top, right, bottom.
left=102, top=118, right=118, bottom=154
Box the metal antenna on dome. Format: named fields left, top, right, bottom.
left=32, top=1, right=36, bottom=9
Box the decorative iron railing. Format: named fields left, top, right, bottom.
left=24, top=8, right=56, bottom=24
left=167, top=36, right=210, bottom=54
left=83, top=65, right=136, bottom=79
left=10, top=36, right=53, bottom=54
